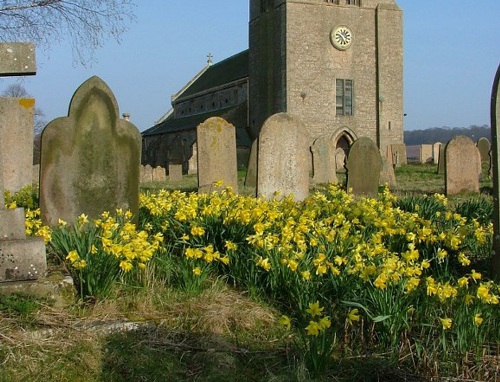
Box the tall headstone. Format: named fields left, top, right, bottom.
left=188, top=142, right=198, bottom=175
left=437, top=145, right=446, bottom=175
left=0, top=98, right=35, bottom=192
left=490, top=64, right=500, bottom=279
left=432, top=142, right=442, bottom=165
left=444, top=135, right=480, bottom=196
left=257, top=113, right=310, bottom=200
left=390, top=144, right=407, bottom=166
left=0, top=42, right=46, bottom=283
left=169, top=164, right=183, bottom=182
left=346, top=137, right=382, bottom=197
left=0, top=43, right=37, bottom=193
left=197, top=117, right=238, bottom=193
left=40, top=76, right=141, bottom=227
left=477, top=137, right=491, bottom=163
left=311, top=135, right=337, bottom=185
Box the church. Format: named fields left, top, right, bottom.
left=141, top=0, right=405, bottom=172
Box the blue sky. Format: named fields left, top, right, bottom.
left=1, top=1, right=499, bottom=132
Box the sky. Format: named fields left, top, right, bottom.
left=1, top=1, right=499, bottom=132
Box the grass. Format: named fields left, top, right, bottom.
left=1, top=162, right=498, bottom=382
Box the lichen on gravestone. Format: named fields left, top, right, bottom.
left=40, top=76, right=141, bottom=227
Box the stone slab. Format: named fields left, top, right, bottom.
left=0, top=97, right=35, bottom=192
left=169, top=164, right=183, bottom=182
left=0, top=43, right=36, bottom=76
left=0, top=208, right=26, bottom=240
left=0, top=237, right=47, bottom=282
left=257, top=113, right=310, bottom=200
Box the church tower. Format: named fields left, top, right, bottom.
left=249, top=0, right=404, bottom=155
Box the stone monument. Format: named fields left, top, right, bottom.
left=40, top=76, right=142, bottom=226
left=0, top=42, right=47, bottom=284
left=257, top=113, right=310, bottom=200
left=196, top=117, right=238, bottom=193
left=490, top=64, right=500, bottom=279
left=346, top=137, right=382, bottom=197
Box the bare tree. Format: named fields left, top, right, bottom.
left=2, top=83, right=47, bottom=133
left=0, top=0, right=136, bottom=64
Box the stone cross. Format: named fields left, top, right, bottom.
left=491, top=63, right=500, bottom=279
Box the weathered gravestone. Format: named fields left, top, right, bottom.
left=40, top=76, right=141, bottom=227
left=490, top=63, right=500, bottom=279
left=477, top=137, right=491, bottom=163
left=140, top=164, right=154, bottom=183
left=390, top=143, right=407, bottom=167
left=335, top=148, right=347, bottom=172
left=346, top=137, right=382, bottom=197
left=0, top=43, right=37, bottom=193
left=311, top=135, right=337, bottom=185
left=152, top=166, right=166, bottom=182
left=0, top=42, right=46, bottom=283
left=257, top=113, right=310, bottom=200
left=437, top=145, right=445, bottom=175
left=197, top=117, right=238, bottom=193
left=433, top=142, right=442, bottom=165
left=169, top=164, right=183, bottom=182
left=188, top=142, right=198, bottom=175
left=444, top=135, right=480, bottom=196
left=379, top=157, right=396, bottom=187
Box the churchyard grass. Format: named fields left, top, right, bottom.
left=1, top=163, right=499, bottom=381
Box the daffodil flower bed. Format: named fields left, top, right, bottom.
left=20, top=184, right=499, bottom=375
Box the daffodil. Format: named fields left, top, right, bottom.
left=439, top=317, right=452, bottom=330
left=278, top=315, right=291, bottom=330
left=348, top=308, right=360, bottom=323
left=306, top=301, right=324, bottom=317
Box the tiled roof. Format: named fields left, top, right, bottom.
left=142, top=102, right=252, bottom=147
left=176, top=49, right=249, bottom=100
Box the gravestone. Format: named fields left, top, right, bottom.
left=490, top=64, right=500, bottom=278
left=477, top=137, right=491, bottom=163
left=140, top=164, right=154, bottom=183
left=379, top=157, right=396, bottom=187
left=335, top=148, right=346, bottom=172
left=197, top=117, right=238, bottom=193
left=432, top=142, right=442, bottom=165
left=346, top=137, right=382, bottom=197
left=0, top=98, right=35, bottom=192
left=40, top=76, right=141, bottom=227
left=444, top=135, right=480, bottom=196
left=257, top=113, right=310, bottom=200
left=188, top=142, right=198, bottom=175
left=169, top=164, right=183, bottom=182
left=437, top=145, right=445, bottom=175
left=420, top=144, right=433, bottom=163
left=311, top=135, right=337, bottom=184
left=391, top=144, right=407, bottom=166
left=152, top=166, right=166, bottom=182
left=0, top=42, right=47, bottom=283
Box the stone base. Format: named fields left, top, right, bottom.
left=0, top=272, right=74, bottom=308
left=0, top=237, right=47, bottom=282
left=0, top=208, right=26, bottom=239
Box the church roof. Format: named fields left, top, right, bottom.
left=142, top=102, right=252, bottom=147
left=176, top=49, right=249, bottom=101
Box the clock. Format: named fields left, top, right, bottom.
left=331, top=25, right=353, bottom=50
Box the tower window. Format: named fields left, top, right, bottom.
left=336, top=79, right=353, bottom=116
left=346, top=0, right=359, bottom=5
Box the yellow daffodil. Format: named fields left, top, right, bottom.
left=348, top=309, right=360, bottom=323
left=306, top=301, right=324, bottom=317
left=278, top=315, right=291, bottom=330
left=439, top=317, right=452, bottom=330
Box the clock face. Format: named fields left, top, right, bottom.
left=331, top=26, right=353, bottom=50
